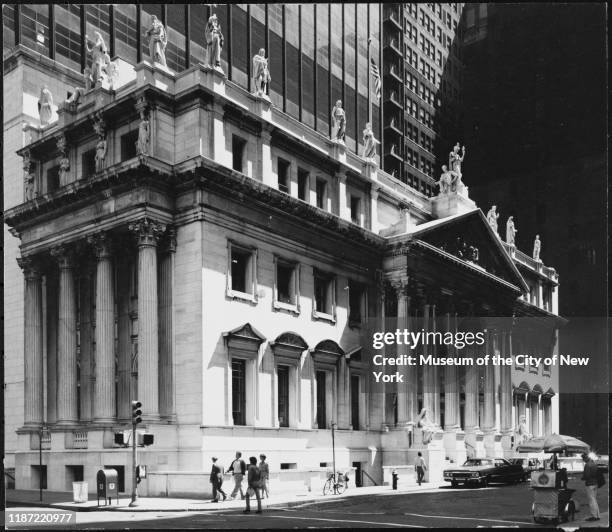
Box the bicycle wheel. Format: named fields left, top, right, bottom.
left=336, top=481, right=347, bottom=495
left=323, top=478, right=333, bottom=495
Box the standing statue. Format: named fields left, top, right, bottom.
left=204, top=14, right=224, bottom=70
left=23, top=154, right=36, bottom=201
left=146, top=15, right=168, bottom=67
left=486, top=205, right=500, bottom=235
left=506, top=216, right=517, bottom=246
left=136, top=114, right=150, bottom=156
left=362, top=122, right=380, bottom=160
left=437, top=164, right=460, bottom=194
left=416, top=407, right=436, bottom=445
left=95, top=136, right=107, bottom=172
left=449, top=142, right=466, bottom=176
left=331, top=100, right=346, bottom=143
left=533, top=235, right=541, bottom=261
left=514, top=415, right=531, bottom=447
left=38, top=85, right=54, bottom=126
left=58, top=156, right=70, bottom=186
left=85, top=32, right=108, bottom=86
left=252, top=48, right=271, bottom=97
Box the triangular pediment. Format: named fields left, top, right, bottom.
left=404, top=209, right=528, bottom=292
left=223, top=322, right=266, bottom=344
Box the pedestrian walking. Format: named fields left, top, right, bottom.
left=209, top=457, right=226, bottom=502
left=228, top=451, right=246, bottom=500
left=258, top=454, right=270, bottom=498
left=244, top=456, right=262, bottom=514
left=415, top=451, right=427, bottom=486
left=581, top=453, right=601, bottom=521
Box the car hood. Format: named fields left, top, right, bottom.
left=443, top=465, right=491, bottom=472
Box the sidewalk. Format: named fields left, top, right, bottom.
left=6, top=483, right=446, bottom=513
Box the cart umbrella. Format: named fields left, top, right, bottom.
left=542, top=434, right=590, bottom=454
left=515, top=436, right=547, bottom=453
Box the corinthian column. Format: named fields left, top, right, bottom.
left=88, top=232, right=116, bottom=423
left=483, top=330, right=496, bottom=431
left=159, top=228, right=176, bottom=420
left=18, top=257, right=44, bottom=427
left=116, top=249, right=132, bottom=421
left=51, top=246, right=78, bottom=425
left=77, top=258, right=95, bottom=422
left=394, top=280, right=415, bottom=426
left=129, top=218, right=165, bottom=420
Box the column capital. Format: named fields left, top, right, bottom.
left=161, top=226, right=177, bottom=254
left=388, top=278, right=411, bottom=300
left=50, top=245, right=76, bottom=269
left=87, top=231, right=113, bottom=259
left=17, top=256, right=43, bottom=279
left=129, top=218, right=166, bottom=247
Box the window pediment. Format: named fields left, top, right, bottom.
left=271, top=332, right=308, bottom=362
left=312, top=339, right=345, bottom=366
left=224, top=323, right=265, bottom=359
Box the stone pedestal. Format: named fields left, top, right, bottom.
left=201, top=64, right=226, bottom=96
left=251, top=95, right=272, bottom=121
left=331, top=141, right=347, bottom=165
left=431, top=191, right=476, bottom=219
left=443, top=429, right=467, bottom=465
left=363, top=159, right=378, bottom=182
left=412, top=430, right=445, bottom=482
left=464, top=428, right=486, bottom=458
left=483, top=429, right=503, bottom=458
left=379, top=210, right=413, bottom=237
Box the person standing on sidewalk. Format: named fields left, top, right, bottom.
left=415, top=452, right=427, bottom=486
left=259, top=454, right=270, bottom=498
left=209, top=457, right=226, bottom=502
left=244, top=456, right=262, bottom=514
left=228, top=451, right=246, bottom=500
left=581, top=453, right=601, bottom=521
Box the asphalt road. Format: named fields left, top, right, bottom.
left=7, top=482, right=609, bottom=529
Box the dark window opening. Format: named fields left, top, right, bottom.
left=314, top=272, right=332, bottom=314
left=298, top=168, right=309, bottom=201
left=232, top=359, right=246, bottom=426
left=31, top=465, right=47, bottom=490
left=350, top=196, right=361, bottom=225
left=316, top=370, right=326, bottom=429
left=349, top=282, right=363, bottom=324
left=47, top=165, right=60, bottom=193
left=121, top=130, right=138, bottom=160
left=232, top=135, right=246, bottom=172
left=276, top=261, right=294, bottom=304
left=277, top=158, right=290, bottom=193
left=278, top=365, right=290, bottom=427
left=316, top=178, right=327, bottom=209
left=280, top=462, right=297, bottom=470
left=82, top=149, right=96, bottom=178
left=231, top=247, right=251, bottom=294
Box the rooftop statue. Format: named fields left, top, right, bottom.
left=204, top=14, right=224, bottom=71
left=437, top=164, right=460, bottom=194
left=362, top=122, right=380, bottom=161
left=331, top=100, right=346, bottom=143
left=449, top=142, right=466, bottom=176
left=252, top=48, right=271, bottom=98
left=506, top=216, right=517, bottom=246
left=65, top=69, right=92, bottom=107
left=486, top=205, right=500, bottom=235
left=85, top=32, right=108, bottom=86
left=146, top=15, right=168, bottom=67
left=533, top=234, right=541, bottom=261
left=38, top=85, right=53, bottom=126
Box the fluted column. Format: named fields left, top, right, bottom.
left=464, top=353, right=479, bottom=431
left=77, top=258, right=95, bottom=422
left=394, top=280, right=414, bottom=425
left=89, top=233, right=116, bottom=423
left=130, top=218, right=165, bottom=420
left=159, top=228, right=176, bottom=419
left=18, top=257, right=44, bottom=427
left=51, top=246, right=78, bottom=425
left=422, top=302, right=437, bottom=421
left=444, top=311, right=459, bottom=429
left=46, top=270, right=58, bottom=424
left=483, top=330, right=496, bottom=431
left=117, top=252, right=132, bottom=421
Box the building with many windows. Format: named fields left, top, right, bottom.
left=4, top=4, right=562, bottom=496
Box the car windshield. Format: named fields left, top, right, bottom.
left=462, top=459, right=493, bottom=466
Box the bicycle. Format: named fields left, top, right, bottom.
left=323, top=472, right=348, bottom=495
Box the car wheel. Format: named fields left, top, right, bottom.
left=566, top=502, right=575, bottom=522
left=480, top=476, right=489, bottom=488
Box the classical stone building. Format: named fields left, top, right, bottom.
left=4, top=29, right=561, bottom=496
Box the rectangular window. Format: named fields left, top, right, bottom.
left=315, top=178, right=327, bottom=210
left=82, top=149, right=96, bottom=178
left=121, top=130, right=138, bottom=160
left=230, top=246, right=253, bottom=295
left=277, top=158, right=290, bottom=194
left=275, top=259, right=298, bottom=307
left=316, top=370, right=326, bottom=429
left=350, top=196, right=361, bottom=225
left=47, top=165, right=60, bottom=193
left=232, top=135, right=246, bottom=172
left=351, top=375, right=360, bottom=429
left=348, top=281, right=364, bottom=324
left=313, top=270, right=334, bottom=318
left=232, top=359, right=246, bottom=426
left=297, top=168, right=309, bottom=201
left=277, top=365, right=290, bottom=427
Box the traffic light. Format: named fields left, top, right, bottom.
left=132, top=400, right=143, bottom=425
left=137, top=432, right=154, bottom=446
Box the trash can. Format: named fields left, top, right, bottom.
left=72, top=481, right=88, bottom=503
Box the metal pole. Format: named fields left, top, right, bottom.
left=129, top=424, right=138, bottom=506
left=331, top=423, right=336, bottom=493
left=367, top=37, right=372, bottom=126
left=39, top=426, right=43, bottom=502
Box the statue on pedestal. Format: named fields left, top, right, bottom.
left=59, top=156, right=70, bottom=186
left=252, top=48, right=271, bottom=97
left=486, top=205, right=500, bottom=235
left=506, top=216, right=517, bottom=246
left=85, top=32, right=108, bottom=86
left=533, top=235, right=541, bottom=261
left=38, top=85, right=54, bottom=126
left=65, top=69, right=93, bottom=107
left=331, top=100, right=346, bottom=143
left=23, top=153, right=36, bottom=201
left=449, top=142, right=466, bottom=176
left=204, top=14, right=224, bottom=71
left=437, top=164, right=460, bottom=194
left=146, top=15, right=168, bottom=67
left=416, top=407, right=436, bottom=445
left=136, top=113, right=150, bottom=156
left=514, top=415, right=531, bottom=447
left=362, top=122, right=380, bottom=160
left=95, top=137, right=107, bottom=172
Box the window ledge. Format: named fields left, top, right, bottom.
left=273, top=300, right=300, bottom=315
left=227, top=289, right=257, bottom=304
left=312, top=310, right=336, bottom=324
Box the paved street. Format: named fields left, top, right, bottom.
left=7, top=482, right=608, bottom=529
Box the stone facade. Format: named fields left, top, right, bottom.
left=4, top=46, right=560, bottom=496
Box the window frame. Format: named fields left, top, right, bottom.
left=273, top=256, right=300, bottom=314
left=226, top=240, right=258, bottom=303
left=231, top=134, right=247, bottom=173
left=348, top=280, right=366, bottom=327
left=312, top=268, right=336, bottom=323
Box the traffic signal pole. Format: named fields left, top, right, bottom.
left=129, top=419, right=138, bottom=507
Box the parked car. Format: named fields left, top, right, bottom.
left=508, top=458, right=539, bottom=481
left=443, top=458, right=525, bottom=488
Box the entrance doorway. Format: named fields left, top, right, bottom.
left=352, top=461, right=363, bottom=487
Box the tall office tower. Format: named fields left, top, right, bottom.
left=461, top=3, right=607, bottom=451
left=381, top=3, right=465, bottom=196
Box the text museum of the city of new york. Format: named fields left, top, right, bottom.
left=4, top=37, right=561, bottom=496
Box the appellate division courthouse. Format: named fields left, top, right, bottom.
left=4, top=9, right=561, bottom=495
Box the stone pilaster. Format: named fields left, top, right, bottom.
left=18, top=257, right=44, bottom=427
left=50, top=246, right=78, bottom=425
left=129, top=218, right=165, bottom=420
left=422, top=302, right=437, bottom=422
left=158, top=227, right=176, bottom=420
left=500, top=331, right=514, bottom=454
left=77, top=258, right=95, bottom=422
left=88, top=232, right=116, bottom=423
left=483, top=330, right=496, bottom=431
left=46, top=269, right=58, bottom=424
left=393, top=280, right=415, bottom=427
left=116, top=250, right=132, bottom=421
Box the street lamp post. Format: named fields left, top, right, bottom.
left=331, top=422, right=337, bottom=492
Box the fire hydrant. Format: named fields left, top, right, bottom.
left=392, top=470, right=398, bottom=490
